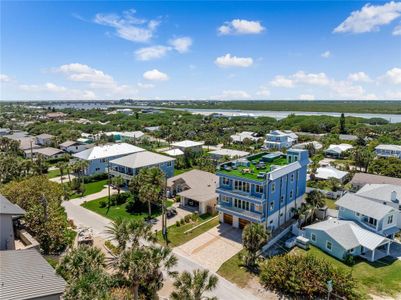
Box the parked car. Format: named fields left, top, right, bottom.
left=166, top=207, right=177, bottom=218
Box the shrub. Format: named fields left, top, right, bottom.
left=83, top=173, right=108, bottom=183
left=99, top=200, right=107, bottom=208
left=184, top=215, right=191, bottom=223
left=180, top=218, right=185, bottom=225
left=259, top=253, right=359, bottom=299
left=191, top=212, right=198, bottom=222
left=343, top=254, right=355, bottom=266
left=110, top=193, right=130, bottom=206
left=176, top=221, right=181, bottom=227
left=125, top=200, right=136, bottom=213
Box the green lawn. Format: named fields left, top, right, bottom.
left=70, top=179, right=108, bottom=198
left=297, top=246, right=401, bottom=297
left=157, top=214, right=219, bottom=247
left=82, top=196, right=173, bottom=221
left=47, top=168, right=61, bottom=179
left=217, top=250, right=254, bottom=288
left=323, top=197, right=337, bottom=209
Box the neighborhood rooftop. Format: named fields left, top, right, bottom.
left=208, top=148, right=250, bottom=158
left=350, top=173, right=401, bottom=187
left=0, top=194, right=25, bottom=216
left=171, top=140, right=204, bottom=148
left=305, top=219, right=390, bottom=251
left=356, top=184, right=401, bottom=203
left=0, top=249, right=66, bottom=300
left=73, top=143, right=144, bottom=160
left=110, top=151, right=175, bottom=169
left=336, top=193, right=396, bottom=220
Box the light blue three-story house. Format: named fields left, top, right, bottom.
left=216, top=149, right=309, bottom=231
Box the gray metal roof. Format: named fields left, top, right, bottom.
left=110, top=150, right=175, bottom=169
left=36, top=133, right=54, bottom=139
left=335, top=193, right=395, bottom=220
left=0, top=195, right=25, bottom=216
left=0, top=249, right=66, bottom=300
left=350, top=173, right=401, bottom=187
left=357, top=184, right=401, bottom=204
left=305, top=219, right=389, bottom=251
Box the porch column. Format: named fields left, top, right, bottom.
left=387, top=242, right=391, bottom=255
left=371, top=249, right=375, bottom=262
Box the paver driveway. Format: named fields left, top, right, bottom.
left=175, top=223, right=243, bottom=272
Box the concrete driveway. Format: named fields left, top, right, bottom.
left=175, top=223, right=243, bottom=272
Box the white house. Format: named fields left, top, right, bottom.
left=264, top=130, right=298, bottom=150
left=167, top=170, right=218, bottom=214
left=230, top=131, right=259, bottom=143
left=375, top=144, right=401, bottom=159
left=163, top=148, right=184, bottom=157
left=208, top=148, right=250, bottom=160
left=292, top=141, right=323, bottom=151
left=35, top=133, right=54, bottom=146
left=314, top=165, right=349, bottom=182
left=324, top=144, right=353, bottom=158
left=116, top=108, right=133, bottom=115
left=73, top=143, right=145, bottom=175
left=171, top=140, right=204, bottom=153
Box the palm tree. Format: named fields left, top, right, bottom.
left=170, top=269, right=219, bottom=300
left=112, top=175, right=125, bottom=194
left=305, top=190, right=325, bottom=224
left=56, top=161, right=66, bottom=185
left=105, top=217, right=130, bottom=252
left=127, top=219, right=156, bottom=247
left=241, top=223, right=268, bottom=269
left=115, top=245, right=177, bottom=300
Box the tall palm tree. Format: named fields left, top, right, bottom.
left=241, top=223, right=268, bottom=269
left=305, top=190, right=325, bottom=224
left=56, top=161, right=66, bottom=185
left=105, top=217, right=130, bottom=252
left=111, top=175, right=125, bottom=194
left=115, top=245, right=177, bottom=300
left=127, top=219, right=156, bottom=247
left=170, top=269, right=219, bottom=300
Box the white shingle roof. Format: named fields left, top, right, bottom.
left=315, top=166, right=348, bottom=180
left=0, top=249, right=66, bottom=300
left=171, top=140, right=204, bottom=148
left=305, top=219, right=389, bottom=250
left=208, top=148, right=249, bottom=158
left=325, top=144, right=353, bottom=154
left=375, top=144, right=401, bottom=151
left=73, top=143, right=144, bottom=160
left=163, top=148, right=184, bottom=156
left=110, top=151, right=175, bottom=168
left=335, top=193, right=395, bottom=220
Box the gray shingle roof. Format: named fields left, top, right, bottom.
left=0, top=249, right=66, bottom=300
left=335, top=193, right=395, bottom=220
left=110, top=151, right=175, bottom=169
left=0, top=194, right=25, bottom=216
left=36, top=133, right=54, bottom=139
left=357, top=184, right=401, bottom=203
left=305, top=219, right=389, bottom=250
left=350, top=173, right=401, bottom=187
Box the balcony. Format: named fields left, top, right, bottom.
left=109, top=169, right=133, bottom=181
left=217, top=203, right=265, bottom=222
left=216, top=187, right=264, bottom=203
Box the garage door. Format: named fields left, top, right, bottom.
left=239, top=218, right=250, bottom=229
left=223, top=213, right=233, bottom=225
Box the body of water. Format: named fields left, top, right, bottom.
left=48, top=103, right=401, bottom=123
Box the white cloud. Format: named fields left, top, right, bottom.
left=137, top=82, right=155, bottom=89
left=321, top=50, right=331, bottom=58
left=330, top=81, right=377, bottom=100
left=256, top=86, right=271, bottom=97
left=169, top=37, right=192, bottom=53
left=393, top=22, right=401, bottom=35
left=0, top=74, right=10, bottom=82
left=56, top=63, right=114, bottom=84
left=213, top=90, right=251, bottom=100
left=299, top=94, right=315, bottom=100
left=270, top=75, right=294, bottom=88
left=347, top=71, right=372, bottom=82
left=94, top=9, right=160, bottom=43
left=143, top=69, right=169, bottom=81
left=381, top=67, right=401, bottom=84
left=215, top=53, right=253, bottom=68
left=19, top=82, right=96, bottom=100
left=385, top=90, right=401, bottom=99
left=334, top=1, right=401, bottom=34
left=218, top=19, right=265, bottom=35
left=135, top=45, right=171, bottom=61
left=271, top=71, right=330, bottom=88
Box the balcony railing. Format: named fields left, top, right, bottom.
left=217, top=204, right=265, bottom=222
left=109, top=169, right=133, bottom=181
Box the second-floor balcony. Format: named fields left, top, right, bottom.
left=217, top=203, right=265, bottom=223
left=109, top=169, right=134, bottom=181
left=216, top=187, right=265, bottom=203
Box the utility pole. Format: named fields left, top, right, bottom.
left=162, top=177, right=168, bottom=245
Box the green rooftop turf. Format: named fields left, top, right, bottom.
left=217, top=154, right=288, bottom=181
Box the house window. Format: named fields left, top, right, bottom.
left=367, top=217, right=377, bottom=227
left=255, top=185, right=264, bottom=194
left=255, top=204, right=262, bottom=212
left=291, top=174, right=294, bottom=182
left=311, top=233, right=316, bottom=242
left=234, top=180, right=250, bottom=193
left=167, top=161, right=172, bottom=167
left=387, top=215, right=393, bottom=224
left=290, top=191, right=293, bottom=199
left=326, top=241, right=332, bottom=251
left=221, top=195, right=231, bottom=204
left=280, top=196, right=284, bottom=205
left=272, top=183, right=275, bottom=192
left=350, top=248, right=354, bottom=253
left=222, top=177, right=230, bottom=185
left=270, top=202, right=274, bottom=211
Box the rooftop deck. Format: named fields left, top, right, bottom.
left=217, top=152, right=289, bottom=181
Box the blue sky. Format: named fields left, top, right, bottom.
left=1, top=1, right=401, bottom=101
